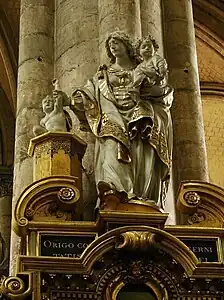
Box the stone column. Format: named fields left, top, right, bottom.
left=55, top=0, right=99, bottom=220
left=10, top=0, right=54, bottom=274
left=98, top=0, right=141, bottom=63
left=0, top=170, right=12, bottom=275
left=55, top=0, right=99, bottom=93
left=140, top=0, right=164, bottom=55
left=163, top=1, right=209, bottom=195
left=139, top=0, right=176, bottom=220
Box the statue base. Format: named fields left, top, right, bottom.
left=99, top=198, right=168, bottom=230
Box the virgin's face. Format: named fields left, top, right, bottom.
left=108, top=38, right=128, bottom=58
left=140, top=40, right=155, bottom=60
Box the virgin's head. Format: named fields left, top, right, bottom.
left=105, top=31, right=135, bottom=63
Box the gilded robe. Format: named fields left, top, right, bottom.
left=71, top=66, right=173, bottom=207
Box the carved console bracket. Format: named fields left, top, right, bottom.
left=13, top=176, right=81, bottom=236
left=176, top=181, right=224, bottom=227
left=115, top=231, right=158, bottom=251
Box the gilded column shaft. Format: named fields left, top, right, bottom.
left=10, top=0, right=54, bottom=274
left=163, top=0, right=209, bottom=189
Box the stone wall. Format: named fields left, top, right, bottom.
left=196, top=34, right=224, bottom=188
left=202, top=96, right=224, bottom=187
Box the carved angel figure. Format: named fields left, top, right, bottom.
left=33, top=90, right=70, bottom=136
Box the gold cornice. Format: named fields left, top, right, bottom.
left=192, top=262, right=224, bottom=278
left=25, top=220, right=98, bottom=232
left=165, top=225, right=224, bottom=237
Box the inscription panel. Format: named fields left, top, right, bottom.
left=40, top=234, right=96, bottom=258
left=180, top=238, right=219, bottom=262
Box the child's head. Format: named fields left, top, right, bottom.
left=136, top=35, right=159, bottom=61
left=42, top=95, right=54, bottom=113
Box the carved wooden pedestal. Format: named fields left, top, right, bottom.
left=28, top=131, right=86, bottom=185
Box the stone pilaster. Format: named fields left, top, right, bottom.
left=98, top=0, right=141, bottom=64
left=163, top=1, right=209, bottom=202
left=140, top=0, right=164, bottom=55
left=0, top=170, right=12, bottom=275
left=10, top=0, right=54, bottom=274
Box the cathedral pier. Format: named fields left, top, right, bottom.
left=55, top=0, right=99, bottom=91
left=10, top=0, right=54, bottom=274
left=140, top=0, right=164, bottom=55
left=163, top=0, right=209, bottom=196
left=55, top=0, right=99, bottom=219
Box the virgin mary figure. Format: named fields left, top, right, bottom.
left=70, top=31, right=173, bottom=208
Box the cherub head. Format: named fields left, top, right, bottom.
left=136, top=35, right=159, bottom=61
left=105, top=31, right=136, bottom=64
left=42, top=95, right=54, bottom=114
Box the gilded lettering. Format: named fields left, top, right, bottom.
left=77, top=243, right=88, bottom=249
left=43, top=240, right=52, bottom=248
left=204, top=247, right=212, bottom=253
left=52, top=242, right=58, bottom=248
left=68, top=243, right=75, bottom=248
left=61, top=243, right=68, bottom=248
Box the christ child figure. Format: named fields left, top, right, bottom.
left=133, top=35, right=168, bottom=96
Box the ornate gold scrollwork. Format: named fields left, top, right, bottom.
left=188, top=212, right=205, bottom=225
left=0, top=274, right=32, bottom=300
left=177, top=181, right=224, bottom=227
left=24, top=208, right=35, bottom=219
left=17, top=217, right=29, bottom=236
left=184, top=191, right=200, bottom=206
left=102, top=260, right=170, bottom=300
left=57, top=187, right=80, bottom=208
left=2, top=277, right=25, bottom=295
left=115, top=231, right=158, bottom=251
